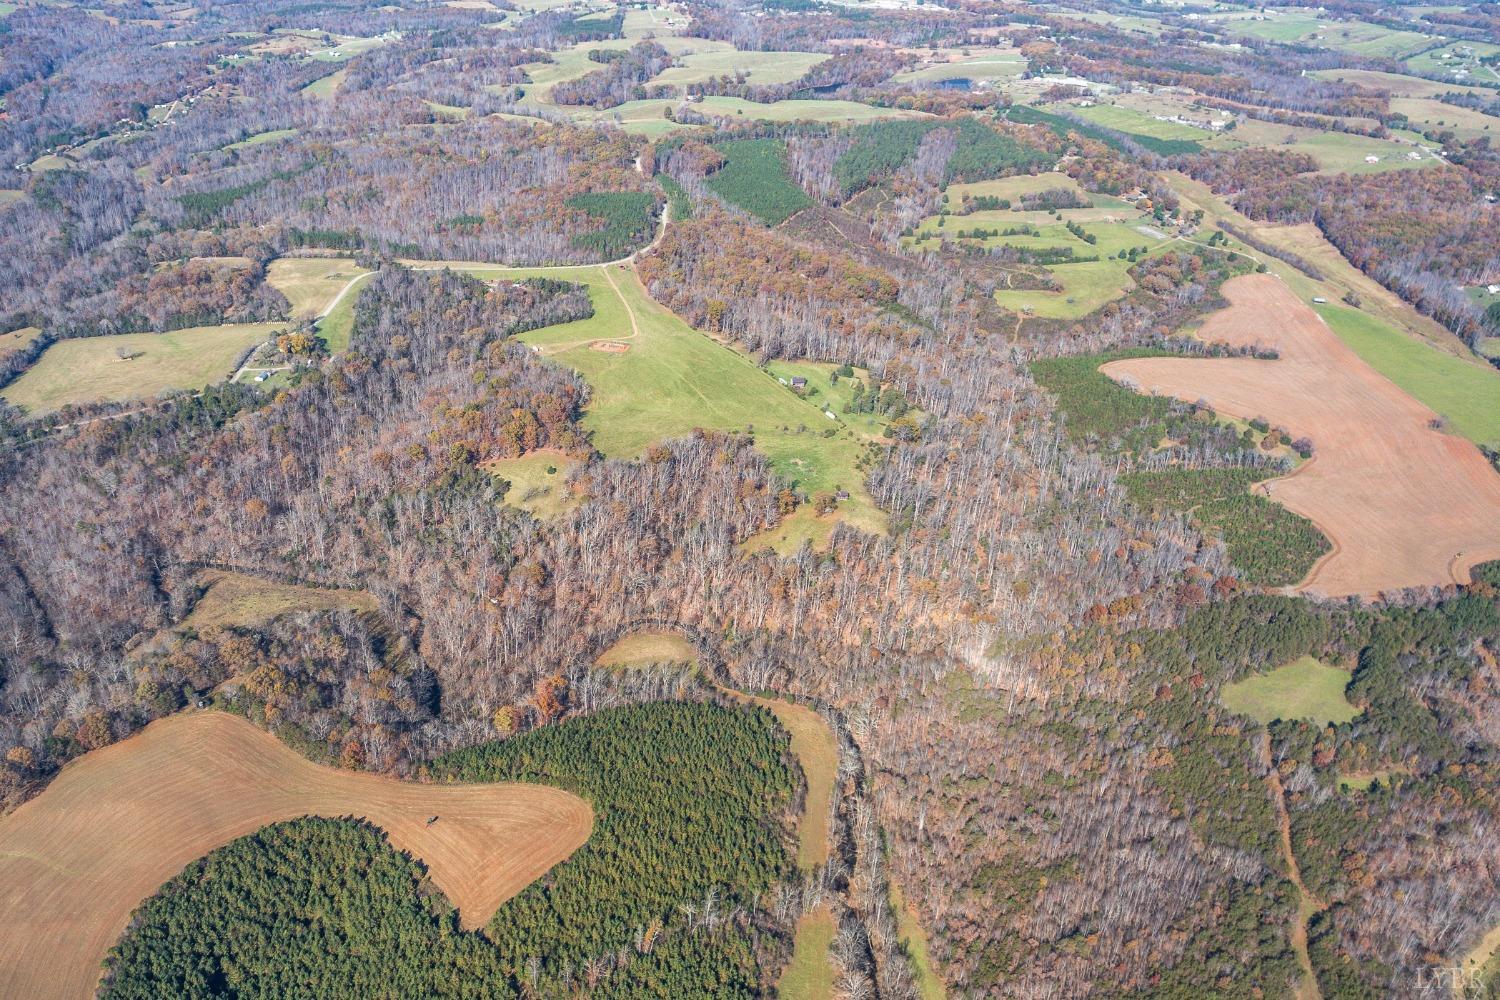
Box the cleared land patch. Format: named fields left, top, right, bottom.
left=779, top=904, right=836, bottom=1000
left=265, top=257, right=372, bottom=320
left=1, top=322, right=283, bottom=416
left=1221, top=655, right=1359, bottom=726
left=595, top=629, right=699, bottom=667
left=486, top=451, right=581, bottom=520
left=412, top=260, right=886, bottom=549
left=183, top=570, right=377, bottom=630
left=0, top=711, right=592, bottom=1000
left=1103, top=274, right=1500, bottom=597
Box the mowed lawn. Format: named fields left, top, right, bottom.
left=1221, top=655, right=1361, bottom=726
left=2, top=323, right=283, bottom=416
left=424, top=260, right=886, bottom=549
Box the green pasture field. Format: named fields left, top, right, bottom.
left=419, top=261, right=887, bottom=550
left=1208, top=12, right=1435, bottom=59
left=915, top=218, right=1171, bottom=320
left=223, top=128, right=299, bottom=151
left=301, top=68, right=346, bottom=100
left=2, top=323, right=283, bottom=416
left=1071, top=102, right=1220, bottom=143
left=705, top=138, right=812, bottom=226
left=651, top=49, right=828, bottom=89
left=313, top=272, right=374, bottom=354
left=516, top=37, right=735, bottom=106
left=1314, top=304, right=1500, bottom=448
left=890, top=50, right=1027, bottom=84
left=1221, top=655, right=1360, bottom=726
left=1272, top=129, right=1439, bottom=173
left=622, top=5, right=689, bottom=37
left=778, top=906, right=836, bottom=1000
left=1405, top=41, right=1500, bottom=83
left=694, top=96, right=929, bottom=124
left=309, top=33, right=394, bottom=62
left=486, top=452, right=581, bottom=520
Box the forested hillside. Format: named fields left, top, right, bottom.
left=2, top=0, right=1498, bottom=996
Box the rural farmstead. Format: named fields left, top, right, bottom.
left=0, top=1, right=1498, bottom=998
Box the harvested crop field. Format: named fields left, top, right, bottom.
left=0, top=711, right=592, bottom=1000
left=1103, top=274, right=1500, bottom=598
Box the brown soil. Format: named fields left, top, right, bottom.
left=589, top=340, right=631, bottom=353
left=0, top=711, right=591, bottom=1000
left=1103, top=273, right=1500, bottom=598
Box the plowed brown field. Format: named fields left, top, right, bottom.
left=1103, top=273, right=1500, bottom=598
left=0, top=711, right=592, bottom=1000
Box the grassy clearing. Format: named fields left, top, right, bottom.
left=1271, top=130, right=1438, bottom=174
left=695, top=96, right=928, bottom=124
left=424, top=261, right=885, bottom=549
left=1337, top=769, right=1404, bottom=793
left=1388, top=96, right=1498, bottom=140
left=706, top=138, right=813, bottom=225
left=652, top=49, right=827, bottom=89
left=743, top=695, right=837, bottom=870
left=223, top=128, right=298, bottom=151
left=1072, top=102, right=1219, bottom=143
left=265, top=257, right=371, bottom=319
left=985, top=222, right=1170, bottom=320
left=183, top=570, right=377, bottom=630
left=0, top=326, right=42, bottom=352
left=891, top=50, right=1026, bottom=83
left=765, top=361, right=897, bottom=439
left=301, top=68, right=347, bottom=100
left=1405, top=40, right=1500, bottom=84
left=1314, top=304, right=1500, bottom=449
left=891, top=883, right=946, bottom=999
left=778, top=905, right=836, bottom=1000
left=2, top=323, right=283, bottom=416
left=595, top=630, right=699, bottom=667
left=486, top=451, right=580, bottom=520
left=1221, top=655, right=1360, bottom=726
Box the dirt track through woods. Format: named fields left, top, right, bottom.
left=0, top=711, right=591, bottom=1000
left=1103, top=274, right=1500, bottom=598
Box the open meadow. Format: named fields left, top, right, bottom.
left=265, top=257, right=372, bottom=319
left=485, top=451, right=581, bottom=520
left=182, top=570, right=377, bottom=631
left=1221, top=655, right=1360, bottom=726
left=1, top=322, right=284, bottom=416
left=1103, top=274, right=1500, bottom=597
left=0, top=711, right=592, bottom=1000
